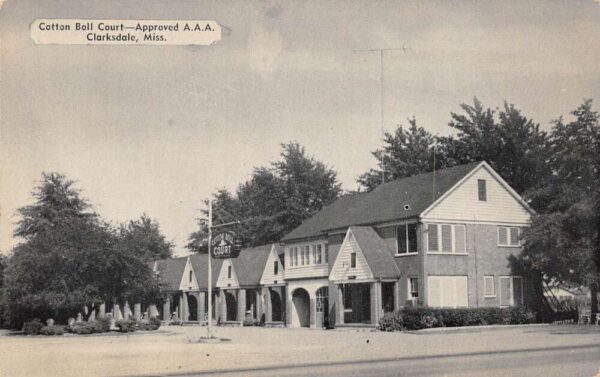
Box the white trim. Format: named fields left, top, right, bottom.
left=499, top=275, right=524, bottom=306
left=420, top=162, right=536, bottom=218
left=425, top=222, right=468, bottom=255
left=426, top=252, right=469, bottom=256
left=328, top=228, right=375, bottom=281
left=483, top=275, right=496, bottom=298
left=497, top=226, right=521, bottom=247
left=421, top=219, right=531, bottom=226
left=395, top=222, right=419, bottom=255
left=395, top=252, right=418, bottom=257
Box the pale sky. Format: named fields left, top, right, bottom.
left=1, top=0, right=599, bottom=256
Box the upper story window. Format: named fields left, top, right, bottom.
left=427, top=223, right=466, bottom=254
left=227, top=265, right=232, bottom=279
left=350, top=252, right=356, bottom=268
left=478, top=179, right=487, bottom=201
left=273, top=260, right=278, bottom=275
left=397, top=223, right=418, bottom=254
left=498, top=226, right=520, bottom=247
left=286, top=243, right=328, bottom=267
left=189, top=270, right=193, bottom=282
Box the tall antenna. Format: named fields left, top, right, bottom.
left=355, top=46, right=411, bottom=184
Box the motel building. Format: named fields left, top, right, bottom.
left=153, top=161, right=534, bottom=329
left=153, top=244, right=286, bottom=326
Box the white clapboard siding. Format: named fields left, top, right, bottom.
left=178, top=257, right=199, bottom=291
left=329, top=229, right=373, bottom=281
left=260, top=246, right=285, bottom=285
left=422, top=165, right=531, bottom=224
left=216, top=259, right=239, bottom=288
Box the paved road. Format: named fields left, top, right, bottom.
left=165, top=343, right=600, bottom=377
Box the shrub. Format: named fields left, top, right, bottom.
left=379, top=312, right=403, bottom=332
left=68, top=321, right=97, bottom=335
left=22, top=319, right=44, bottom=335
left=94, top=317, right=111, bottom=333
left=381, top=307, right=537, bottom=331
left=149, top=316, right=161, bottom=330
left=40, top=325, right=64, bottom=336
left=115, top=319, right=137, bottom=333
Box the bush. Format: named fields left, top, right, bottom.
left=94, top=317, right=111, bottom=333
left=242, top=318, right=261, bottom=326
left=379, top=312, right=403, bottom=332
left=22, top=319, right=44, bottom=335
left=40, top=325, right=64, bottom=336
left=115, top=319, right=137, bottom=333
left=68, top=321, right=97, bottom=335
left=149, top=316, right=161, bottom=330
left=380, top=307, right=537, bottom=331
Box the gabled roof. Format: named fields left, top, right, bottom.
left=189, top=253, right=224, bottom=290
left=155, top=256, right=188, bottom=291
left=349, top=226, right=400, bottom=279
left=231, top=244, right=273, bottom=286
left=282, top=162, right=481, bottom=242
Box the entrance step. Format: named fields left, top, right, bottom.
left=265, top=321, right=286, bottom=328
left=221, top=321, right=243, bottom=327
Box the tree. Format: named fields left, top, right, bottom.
left=440, top=99, right=550, bottom=204
left=118, top=214, right=174, bottom=261
left=2, top=173, right=162, bottom=328
left=357, top=118, right=452, bottom=191
left=187, top=142, right=341, bottom=252
left=518, top=100, right=600, bottom=319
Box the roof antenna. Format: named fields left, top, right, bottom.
left=354, top=46, right=411, bottom=185
left=432, top=143, right=437, bottom=201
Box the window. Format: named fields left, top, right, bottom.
left=350, top=252, right=356, bottom=268
left=227, top=265, right=232, bottom=279
left=484, top=276, right=495, bottom=297
left=273, top=261, right=278, bottom=275
left=304, top=245, right=310, bottom=265
left=316, top=244, right=322, bottom=264
left=428, top=276, right=468, bottom=308
left=324, top=245, right=329, bottom=263
left=312, top=245, right=317, bottom=264
left=478, top=179, right=487, bottom=201
left=500, top=276, right=523, bottom=306
left=300, top=248, right=305, bottom=265
left=409, top=277, right=419, bottom=299
left=498, top=226, right=520, bottom=246
left=316, top=287, right=328, bottom=313
left=427, top=224, right=467, bottom=253
left=189, top=270, right=193, bottom=282
left=397, top=223, right=418, bottom=254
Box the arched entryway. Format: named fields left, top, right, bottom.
left=291, top=288, right=310, bottom=327
left=225, top=292, right=237, bottom=321
left=270, top=289, right=282, bottom=322
left=187, top=294, right=198, bottom=321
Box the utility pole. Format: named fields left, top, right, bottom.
left=355, top=46, right=411, bottom=184
left=207, top=200, right=212, bottom=339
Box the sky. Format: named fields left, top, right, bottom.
left=1, top=0, right=599, bottom=256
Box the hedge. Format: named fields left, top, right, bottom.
left=22, top=319, right=44, bottom=335
left=40, top=325, right=65, bottom=336
left=379, top=307, right=536, bottom=331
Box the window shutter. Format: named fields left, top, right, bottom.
left=441, top=225, right=452, bottom=253
left=397, top=225, right=407, bottom=253
left=498, top=227, right=508, bottom=246
left=454, top=225, right=466, bottom=253
left=512, top=277, right=523, bottom=306
left=510, top=227, right=520, bottom=246
left=455, top=276, right=468, bottom=307
left=484, top=276, right=494, bottom=297
left=428, top=224, right=439, bottom=251
left=500, top=277, right=511, bottom=306
left=428, top=276, right=441, bottom=307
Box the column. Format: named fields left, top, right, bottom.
left=237, top=289, right=246, bottom=322
left=181, top=293, right=189, bottom=321
left=286, top=288, right=293, bottom=326
left=370, top=282, right=381, bottom=326
left=220, top=290, right=227, bottom=322
left=264, top=287, right=272, bottom=323
left=336, top=284, right=344, bottom=325
left=134, top=303, right=142, bottom=320
left=99, top=303, right=106, bottom=318
left=309, top=297, right=317, bottom=328
left=199, top=292, right=206, bottom=322
left=163, top=294, right=171, bottom=320
left=393, top=281, right=401, bottom=312
left=255, top=290, right=262, bottom=321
